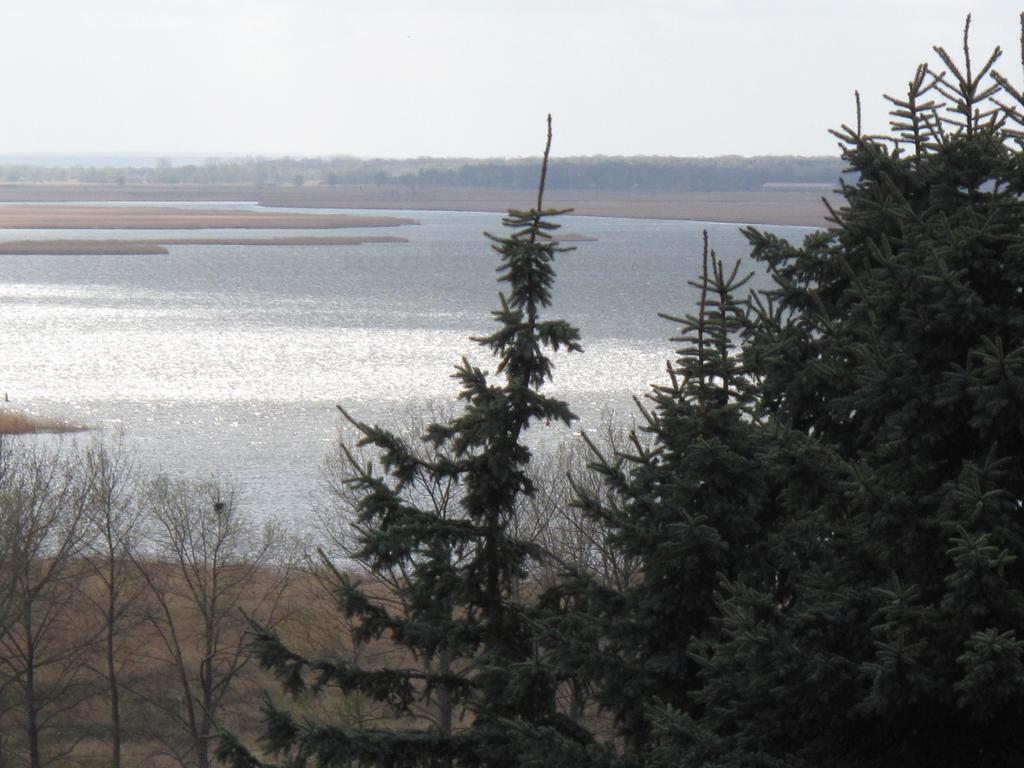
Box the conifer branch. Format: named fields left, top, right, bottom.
left=632, top=394, right=658, bottom=430
left=821, top=196, right=849, bottom=230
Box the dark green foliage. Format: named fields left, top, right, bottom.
left=674, top=16, right=1024, bottom=767
left=530, top=233, right=788, bottom=767
left=525, top=15, right=1024, bottom=768
left=220, top=118, right=583, bottom=768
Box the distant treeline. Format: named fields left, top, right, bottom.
left=0, top=154, right=845, bottom=192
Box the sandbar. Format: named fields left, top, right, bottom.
left=0, top=184, right=840, bottom=227
left=0, top=204, right=415, bottom=230
left=0, top=240, right=167, bottom=255
left=158, top=235, right=408, bottom=246
left=0, top=235, right=409, bottom=255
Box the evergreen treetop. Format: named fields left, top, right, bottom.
left=217, top=117, right=584, bottom=768
left=683, top=15, right=1024, bottom=767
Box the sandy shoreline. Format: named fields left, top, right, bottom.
left=0, top=183, right=839, bottom=227
left=0, top=235, right=409, bottom=255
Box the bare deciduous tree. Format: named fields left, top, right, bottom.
left=79, top=433, right=145, bottom=768
left=0, top=441, right=97, bottom=768
left=524, top=413, right=642, bottom=593
left=132, top=477, right=291, bottom=768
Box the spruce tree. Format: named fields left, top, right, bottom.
left=217, top=117, right=584, bottom=768
left=525, top=234, right=790, bottom=768
left=678, top=16, right=1024, bottom=767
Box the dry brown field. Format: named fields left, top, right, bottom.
left=2, top=559, right=444, bottom=767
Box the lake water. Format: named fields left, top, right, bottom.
left=0, top=206, right=814, bottom=525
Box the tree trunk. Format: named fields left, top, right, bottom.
left=438, top=647, right=453, bottom=737
left=196, top=609, right=216, bottom=768
left=106, top=563, right=122, bottom=768
left=24, top=601, right=40, bottom=768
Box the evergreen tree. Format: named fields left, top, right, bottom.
left=217, top=116, right=584, bottom=768
left=525, top=234, right=791, bottom=768
left=676, top=16, right=1024, bottom=767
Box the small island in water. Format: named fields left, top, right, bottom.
left=0, top=407, right=87, bottom=434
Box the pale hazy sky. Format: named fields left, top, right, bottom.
left=2, top=1, right=1020, bottom=158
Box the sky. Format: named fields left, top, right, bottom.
left=1, top=0, right=1020, bottom=159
